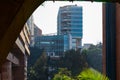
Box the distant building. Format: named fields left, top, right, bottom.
left=27, top=15, right=34, bottom=37
left=34, top=34, right=72, bottom=56
left=34, top=24, right=42, bottom=37
left=27, top=15, right=42, bottom=47
left=27, top=16, right=35, bottom=47
left=57, top=5, right=83, bottom=50
left=82, top=43, right=93, bottom=50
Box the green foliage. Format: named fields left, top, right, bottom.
left=82, top=49, right=88, bottom=54
left=52, top=68, right=109, bottom=80
left=28, top=47, right=43, bottom=67
left=53, top=74, right=72, bottom=80
left=34, top=50, right=47, bottom=68
left=28, top=67, right=37, bottom=80
left=52, top=68, right=72, bottom=80
left=62, top=49, right=88, bottom=76
left=58, top=68, right=71, bottom=76
left=49, top=49, right=88, bottom=78
left=27, top=49, right=48, bottom=80
left=77, top=68, right=109, bottom=80
left=82, top=43, right=102, bottom=72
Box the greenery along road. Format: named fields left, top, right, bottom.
left=27, top=43, right=103, bottom=80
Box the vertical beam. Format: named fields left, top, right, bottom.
left=12, top=54, right=25, bottom=80
left=102, top=3, right=106, bottom=75
left=116, top=3, right=120, bottom=80
left=105, top=3, right=116, bottom=80
left=1, top=61, right=12, bottom=80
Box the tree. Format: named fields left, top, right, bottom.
left=48, top=49, right=88, bottom=78
left=28, top=67, right=37, bottom=80
left=52, top=68, right=72, bottom=80
left=57, top=68, right=71, bottom=76
left=28, top=47, right=43, bottom=67
left=34, top=50, right=48, bottom=80
left=62, top=49, right=88, bottom=76
left=52, top=68, right=109, bottom=80
left=28, top=50, right=48, bottom=80
left=82, top=43, right=102, bottom=72
left=27, top=47, right=44, bottom=80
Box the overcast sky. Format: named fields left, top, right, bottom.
left=33, top=1, right=102, bottom=45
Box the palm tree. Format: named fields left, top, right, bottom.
left=77, top=68, right=109, bottom=80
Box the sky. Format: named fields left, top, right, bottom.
left=33, top=1, right=102, bottom=45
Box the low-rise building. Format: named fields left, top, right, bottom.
left=82, top=43, right=93, bottom=50
left=34, top=34, right=72, bottom=56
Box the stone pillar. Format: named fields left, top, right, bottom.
left=0, top=73, right=1, bottom=80
left=1, top=60, right=12, bottom=80
left=103, top=3, right=116, bottom=80
left=0, top=69, right=1, bottom=80
left=102, top=3, right=106, bottom=75
left=12, top=54, right=27, bottom=80
left=116, top=3, right=120, bottom=80
left=12, top=65, right=25, bottom=80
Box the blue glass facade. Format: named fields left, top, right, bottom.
left=57, top=5, right=83, bottom=49
left=34, top=34, right=71, bottom=56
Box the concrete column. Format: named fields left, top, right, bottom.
left=12, top=65, right=25, bottom=80
left=116, top=3, right=120, bottom=80
left=0, top=69, right=1, bottom=80
left=0, top=73, right=1, bottom=80
left=103, top=3, right=116, bottom=80
left=1, top=60, right=12, bottom=80
left=102, top=3, right=106, bottom=75
left=12, top=54, right=27, bottom=80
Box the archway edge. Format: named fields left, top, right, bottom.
left=0, top=0, right=45, bottom=66
left=0, top=0, right=119, bottom=67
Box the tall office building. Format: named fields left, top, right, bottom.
left=57, top=5, right=83, bottom=50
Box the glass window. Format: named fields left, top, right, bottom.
left=40, top=42, right=50, bottom=44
